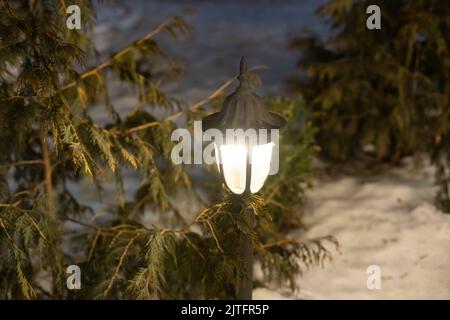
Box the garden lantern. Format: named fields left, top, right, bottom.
left=201, top=57, right=286, bottom=300
left=202, top=57, right=286, bottom=195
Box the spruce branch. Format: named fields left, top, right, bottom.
left=0, top=159, right=43, bottom=169
left=61, top=16, right=180, bottom=93
left=0, top=201, right=21, bottom=208
left=0, top=217, right=16, bottom=246
left=103, top=231, right=145, bottom=298
left=181, top=233, right=206, bottom=260
left=87, top=230, right=101, bottom=261
left=205, top=219, right=224, bottom=253
left=4, top=15, right=183, bottom=102
left=19, top=209, right=49, bottom=242
left=0, top=216, right=36, bottom=299
left=265, top=198, right=290, bottom=211
left=40, top=127, right=56, bottom=219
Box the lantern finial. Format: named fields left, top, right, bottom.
left=201, top=56, right=286, bottom=132
left=238, top=56, right=251, bottom=91
left=239, top=56, right=248, bottom=74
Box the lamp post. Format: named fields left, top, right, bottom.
left=202, top=57, right=286, bottom=299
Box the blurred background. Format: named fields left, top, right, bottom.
left=93, top=0, right=328, bottom=101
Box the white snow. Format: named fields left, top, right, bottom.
left=253, top=287, right=291, bottom=300
left=260, top=158, right=450, bottom=300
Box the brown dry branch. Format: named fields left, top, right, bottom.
left=124, top=65, right=267, bottom=135
left=103, top=232, right=144, bottom=298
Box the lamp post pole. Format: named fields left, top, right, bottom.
left=236, top=208, right=255, bottom=300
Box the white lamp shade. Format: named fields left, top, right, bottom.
left=216, top=142, right=274, bottom=194
left=219, top=144, right=247, bottom=194
left=250, top=142, right=274, bottom=193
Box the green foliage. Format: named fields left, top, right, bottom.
left=75, top=193, right=338, bottom=299
left=0, top=1, right=335, bottom=299
left=289, top=0, right=450, bottom=211
left=263, top=97, right=318, bottom=230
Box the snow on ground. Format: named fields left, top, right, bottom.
left=276, top=159, right=450, bottom=300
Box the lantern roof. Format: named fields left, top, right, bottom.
left=202, top=57, right=286, bottom=132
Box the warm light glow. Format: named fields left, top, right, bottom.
left=219, top=144, right=247, bottom=194
left=250, top=143, right=274, bottom=193
left=217, top=142, right=274, bottom=194
left=214, top=143, right=221, bottom=173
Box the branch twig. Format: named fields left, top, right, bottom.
left=6, top=18, right=173, bottom=101
left=0, top=160, right=43, bottom=170
left=40, top=128, right=56, bottom=219
left=103, top=232, right=143, bottom=298
left=205, top=220, right=223, bottom=253
left=0, top=200, right=21, bottom=208
left=124, top=65, right=266, bottom=134
left=60, top=18, right=172, bottom=93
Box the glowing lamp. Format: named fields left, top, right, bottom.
left=202, top=57, right=286, bottom=194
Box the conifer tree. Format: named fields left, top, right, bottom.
left=0, top=1, right=337, bottom=299
left=289, top=0, right=450, bottom=212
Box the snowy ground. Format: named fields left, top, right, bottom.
left=87, top=1, right=450, bottom=299
left=255, top=159, right=450, bottom=300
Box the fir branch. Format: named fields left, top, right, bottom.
left=181, top=233, right=206, bottom=260
left=4, top=16, right=183, bottom=102
left=260, top=239, right=299, bottom=249
left=64, top=217, right=117, bottom=237
left=265, top=198, right=290, bottom=211
left=0, top=217, right=15, bottom=245
left=59, top=17, right=179, bottom=93
left=0, top=216, right=36, bottom=299
left=20, top=210, right=48, bottom=242
left=14, top=249, right=36, bottom=299
left=103, top=232, right=144, bottom=298
left=205, top=219, right=223, bottom=253
left=0, top=201, right=21, bottom=208
left=87, top=230, right=101, bottom=261
left=0, top=160, right=43, bottom=169
left=40, top=127, right=56, bottom=219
